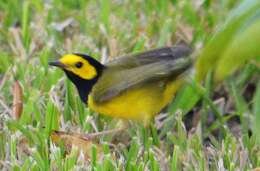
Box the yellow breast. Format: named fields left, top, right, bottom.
left=88, top=79, right=183, bottom=125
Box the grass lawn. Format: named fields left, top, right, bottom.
left=0, top=0, right=259, bottom=170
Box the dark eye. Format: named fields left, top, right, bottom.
left=75, top=62, right=83, bottom=68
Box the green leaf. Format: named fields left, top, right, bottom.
left=171, top=145, right=179, bottom=171
left=7, top=120, right=34, bottom=143
left=168, top=84, right=201, bottom=114
left=91, top=144, right=97, bottom=169
left=195, top=0, right=260, bottom=81
left=45, top=101, right=59, bottom=136
left=20, top=158, right=32, bottom=171
left=215, top=19, right=260, bottom=81
left=64, top=79, right=74, bottom=121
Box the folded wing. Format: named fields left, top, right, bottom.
left=92, top=45, right=192, bottom=103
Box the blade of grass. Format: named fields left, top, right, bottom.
left=201, top=71, right=214, bottom=139
left=253, top=81, right=260, bottom=143
left=191, top=81, right=227, bottom=137
left=226, top=79, right=249, bottom=135
left=161, top=83, right=201, bottom=137
left=21, top=1, right=30, bottom=52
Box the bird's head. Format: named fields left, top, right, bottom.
left=49, top=53, right=104, bottom=103
left=49, top=53, right=103, bottom=80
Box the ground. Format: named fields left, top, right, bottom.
left=0, top=0, right=259, bottom=170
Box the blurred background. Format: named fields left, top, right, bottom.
left=0, top=0, right=259, bottom=170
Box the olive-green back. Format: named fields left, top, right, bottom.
left=91, top=45, right=192, bottom=103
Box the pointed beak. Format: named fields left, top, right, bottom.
left=48, top=61, right=67, bottom=69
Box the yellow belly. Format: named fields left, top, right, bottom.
left=88, top=79, right=183, bottom=125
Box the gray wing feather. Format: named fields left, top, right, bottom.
left=92, top=45, right=192, bottom=103
left=107, top=45, right=191, bottom=68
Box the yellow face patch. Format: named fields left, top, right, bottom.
left=59, top=54, right=97, bottom=79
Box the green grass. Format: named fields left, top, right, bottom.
left=0, top=0, right=259, bottom=170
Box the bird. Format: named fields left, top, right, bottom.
left=49, top=45, right=192, bottom=126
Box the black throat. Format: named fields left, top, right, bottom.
left=64, top=71, right=98, bottom=103
left=64, top=54, right=104, bottom=104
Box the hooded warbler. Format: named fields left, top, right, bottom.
left=49, top=45, right=191, bottom=125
